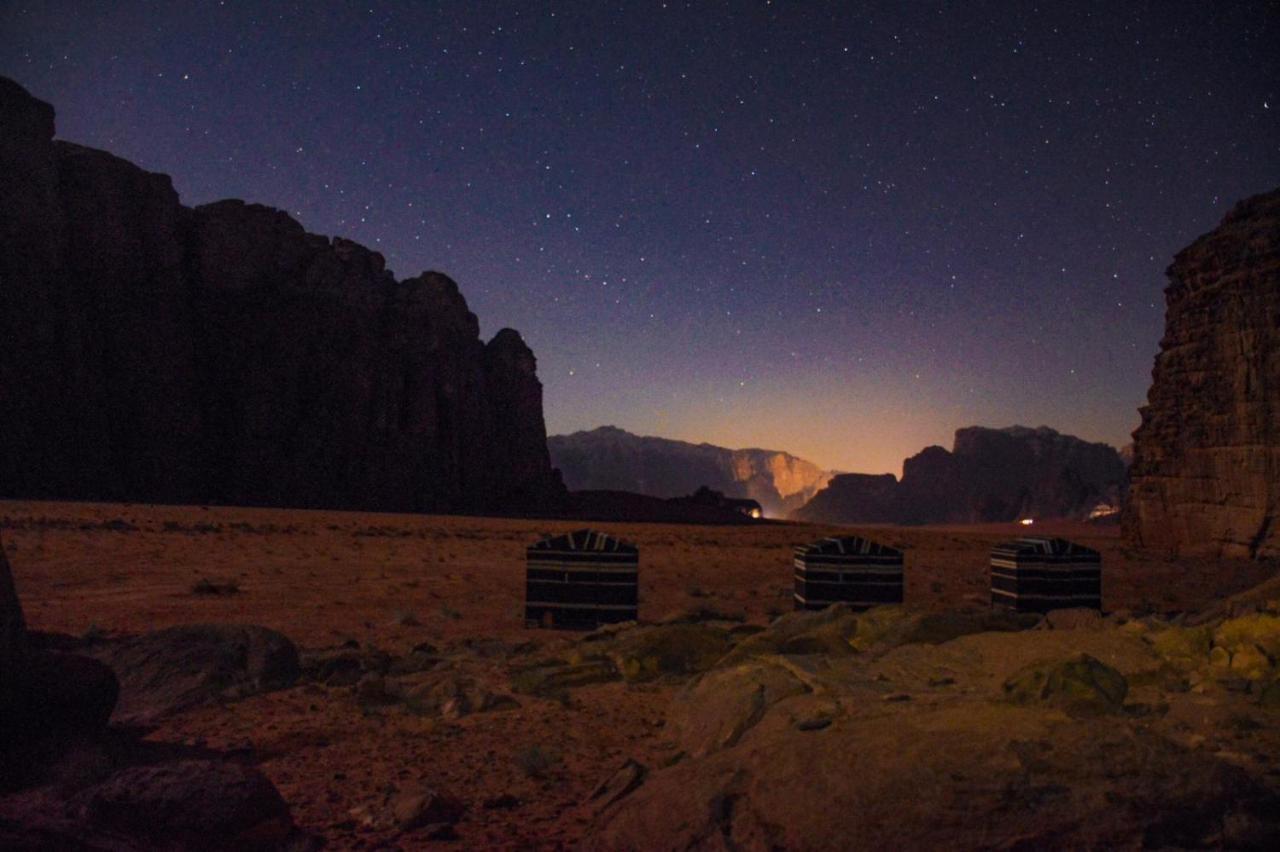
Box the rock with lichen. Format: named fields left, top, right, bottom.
left=602, top=623, right=736, bottom=682
left=1002, top=653, right=1129, bottom=716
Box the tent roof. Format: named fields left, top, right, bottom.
left=794, top=535, right=902, bottom=557
left=991, top=537, right=1100, bottom=558
left=529, top=528, right=638, bottom=553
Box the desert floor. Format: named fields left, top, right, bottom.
left=3, top=499, right=1276, bottom=848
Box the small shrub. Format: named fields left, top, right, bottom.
left=514, top=745, right=561, bottom=778
left=191, top=578, right=240, bottom=596
left=393, top=609, right=421, bottom=627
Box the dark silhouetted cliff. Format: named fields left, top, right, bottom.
left=0, top=77, right=559, bottom=513
left=793, top=426, right=1125, bottom=524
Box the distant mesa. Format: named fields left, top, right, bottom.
left=792, top=425, right=1126, bottom=525
left=1125, top=187, right=1280, bottom=559
left=678, top=486, right=763, bottom=519
left=0, top=76, right=561, bottom=514
left=560, top=486, right=766, bottom=526
left=548, top=426, right=833, bottom=518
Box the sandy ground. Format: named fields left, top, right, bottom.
left=3, top=499, right=1276, bottom=848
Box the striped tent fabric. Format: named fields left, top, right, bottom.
left=525, top=529, right=639, bottom=629
left=990, top=537, right=1101, bottom=613
left=793, top=536, right=904, bottom=611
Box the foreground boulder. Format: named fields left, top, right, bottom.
left=587, top=705, right=1277, bottom=850
left=87, top=624, right=300, bottom=725
left=1125, top=187, right=1280, bottom=558
left=2, top=539, right=118, bottom=762
left=587, top=600, right=1280, bottom=849
left=669, top=660, right=811, bottom=758
left=0, top=759, right=315, bottom=851
left=0, top=539, right=314, bottom=849
left=72, top=760, right=297, bottom=849
left=1002, top=653, right=1128, bottom=716
left=5, top=651, right=119, bottom=744
left=1, top=537, right=24, bottom=663
left=347, top=783, right=466, bottom=837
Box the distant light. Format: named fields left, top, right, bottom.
left=750, top=508, right=762, bottom=519
left=1019, top=518, right=1035, bottom=526
left=1088, top=503, right=1119, bottom=520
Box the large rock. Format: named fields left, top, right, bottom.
left=587, top=616, right=1280, bottom=850
left=586, top=706, right=1277, bottom=850
left=2, top=539, right=118, bottom=756
left=88, top=624, right=300, bottom=726
left=794, top=425, right=1126, bottom=524
left=1125, top=188, right=1280, bottom=558
left=0, top=759, right=311, bottom=851
left=72, top=760, right=298, bottom=850
left=7, top=651, right=120, bottom=742
left=601, top=623, right=736, bottom=683
left=0, top=76, right=560, bottom=514
left=669, top=660, right=810, bottom=757
left=0, top=541, right=310, bottom=848
left=548, top=426, right=832, bottom=517
left=1002, top=653, right=1128, bottom=716
left=0, top=537, right=25, bottom=665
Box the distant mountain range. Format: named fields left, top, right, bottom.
left=547, top=426, right=833, bottom=518
left=793, top=425, right=1127, bottom=525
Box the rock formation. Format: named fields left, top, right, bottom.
left=508, top=602, right=1280, bottom=849
left=0, top=76, right=560, bottom=514
left=0, top=538, right=24, bottom=666
left=789, top=472, right=901, bottom=524
left=1, top=537, right=315, bottom=847
left=1125, top=188, right=1280, bottom=559
left=793, top=425, right=1126, bottom=524
left=548, top=426, right=832, bottom=517
left=88, top=624, right=301, bottom=726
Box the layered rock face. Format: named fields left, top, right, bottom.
left=0, top=77, right=558, bottom=513
left=548, top=426, right=833, bottom=517
left=793, top=425, right=1126, bottom=524
left=1125, top=189, right=1280, bottom=559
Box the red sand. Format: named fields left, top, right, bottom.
left=3, top=500, right=1274, bottom=847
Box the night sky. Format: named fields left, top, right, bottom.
left=3, top=1, right=1277, bottom=475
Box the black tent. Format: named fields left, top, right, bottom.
left=525, top=529, right=639, bottom=629
left=990, top=537, right=1101, bottom=613
left=793, top=536, right=904, bottom=611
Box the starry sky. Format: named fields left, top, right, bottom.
left=2, top=1, right=1277, bottom=475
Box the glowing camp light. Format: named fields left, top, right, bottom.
left=1018, top=518, right=1035, bottom=526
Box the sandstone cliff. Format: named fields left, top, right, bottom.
left=0, top=77, right=559, bottom=513
left=547, top=426, right=832, bottom=517
left=789, top=473, right=900, bottom=524
left=793, top=425, right=1125, bottom=524
left=1125, top=188, right=1280, bottom=558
